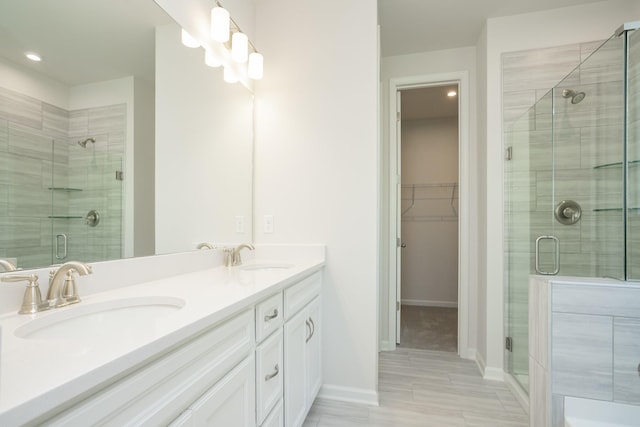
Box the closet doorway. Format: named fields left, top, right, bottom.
left=394, top=83, right=460, bottom=353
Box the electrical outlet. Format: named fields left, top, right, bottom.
left=235, top=216, right=244, bottom=233
left=264, top=215, right=273, bottom=233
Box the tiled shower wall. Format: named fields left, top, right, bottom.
left=0, top=85, right=124, bottom=268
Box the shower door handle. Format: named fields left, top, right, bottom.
left=55, top=234, right=68, bottom=260
left=535, top=235, right=559, bottom=275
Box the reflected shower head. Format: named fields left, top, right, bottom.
left=562, top=89, right=586, bottom=104
left=77, top=137, right=95, bottom=148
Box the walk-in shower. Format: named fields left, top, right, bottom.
left=504, top=21, right=640, bottom=394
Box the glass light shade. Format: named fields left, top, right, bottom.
left=231, top=32, right=248, bottom=63
left=223, top=66, right=238, bottom=83
left=205, top=50, right=222, bottom=68
left=211, top=7, right=230, bottom=43
left=248, top=52, right=263, bottom=80
left=181, top=29, right=200, bottom=48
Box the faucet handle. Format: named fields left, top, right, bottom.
left=1, top=273, right=49, bottom=314
left=62, top=269, right=81, bottom=304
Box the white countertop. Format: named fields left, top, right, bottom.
left=0, top=257, right=324, bottom=426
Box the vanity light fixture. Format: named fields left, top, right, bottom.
left=25, top=52, right=42, bottom=62
left=210, top=6, right=230, bottom=43
left=181, top=29, right=200, bottom=48
left=447, top=90, right=457, bottom=97
left=180, top=1, right=263, bottom=85
left=231, top=32, right=249, bottom=63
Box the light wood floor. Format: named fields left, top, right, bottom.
left=303, top=348, right=529, bottom=427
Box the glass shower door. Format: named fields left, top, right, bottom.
left=505, top=89, right=555, bottom=391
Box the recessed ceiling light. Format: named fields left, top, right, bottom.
left=447, top=90, right=457, bottom=97
left=25, top=52, right=42, bottom=62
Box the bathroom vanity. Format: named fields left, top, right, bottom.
left=0, top=246, right=324, bottom=427
left=529, top=276, right=640, bottom=427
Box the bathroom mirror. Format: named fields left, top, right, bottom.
left=0, top=0, right=254, bottom=269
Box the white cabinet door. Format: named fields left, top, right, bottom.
left=284, top=308, right=308, bottom=427
left=190, top=355, right=256, bottom=427
left=256, top=329, right=284, bottom=425
left=305, top=297, right=321, bottom=409
left=261, top=400, right=283, bottom=427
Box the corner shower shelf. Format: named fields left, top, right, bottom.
left=47, top=187, right=83, bottom=192
left=48, top=216, right=84, bottom=219
left=593, top=159, right=640, bottom=169
left=593, top=207, right=640, bottom=212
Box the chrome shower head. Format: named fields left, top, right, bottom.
left=77, top=137, right=95, bottom=148
left=562, top=89, right=586, bottom=104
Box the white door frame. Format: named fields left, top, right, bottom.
left=388, top=71, right=471, bottom=358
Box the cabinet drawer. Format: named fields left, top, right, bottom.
left=46, top=310, right=255, bottom=426
left=261, top=400, right=283, bottom=427
left=284, top=272, right=321, bottom=319
left=256, top=292, right=283, bottom=343
left=256, top=329, right=284, bottom=425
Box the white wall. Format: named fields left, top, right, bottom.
left=254, top=0, right=379, bottom=404
left=133, top=78, right=155, bottom=257
left=0, top=57, right=69, bottom=109
left=154, top=22, right=253, bottom=254
left=379, top=46, right=478, bottom=354
left=401, top=117, right=458, bottom=306
left=479, top=0, right=639, bottom=377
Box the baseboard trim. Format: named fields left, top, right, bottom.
left=460, top=346, right=476, bottom=361
left=475, top=350, right=505, bottom=382
left=504, top=372, right=529, bottom=414
left=401, top=299, right=458, bottom=308
left=318, top=384, right=379, bottom=406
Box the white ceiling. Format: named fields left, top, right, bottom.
left=0, top=0, right=172, bottom=86
left=379, top=0, right=606, bottom=57
left=401, top=85, right=459, bottom=120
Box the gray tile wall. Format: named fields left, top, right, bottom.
left=0, top=86, right=124, bottom=268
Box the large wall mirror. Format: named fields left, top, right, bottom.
left=0, top=0, right=254, bottom=270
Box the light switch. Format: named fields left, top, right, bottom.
left=235, top=216, right=245, bottom=233
left=264, top=215, right=273, bottom=233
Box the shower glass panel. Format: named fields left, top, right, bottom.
left=50, top=137, right=123, bottom=265
left=552, top=34, right=625, bottom=279
left=504, top=24, right=638, bottom=394
left=628, top=29, right=640, bottom=279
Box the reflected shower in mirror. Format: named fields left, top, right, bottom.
left=0, top=0, right=254, bottom=270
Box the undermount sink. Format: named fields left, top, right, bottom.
left=239, top=263, right=294, bottom=272
left=14, top=296, right=185, bottom=340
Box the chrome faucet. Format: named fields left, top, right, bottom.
left=231, top=243, right=255, bottom=266
left=0, top=259, right=17, bottom=272
left=47, top=261, right=92, bottom=308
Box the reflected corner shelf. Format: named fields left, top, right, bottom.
left=48, top=187, right=83, bottom=192
left=593, top=159, right=640, bottom=169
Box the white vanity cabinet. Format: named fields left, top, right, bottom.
left=7, top=267, right=323, bottom=427
left=283, top=272, right=322, bottom=427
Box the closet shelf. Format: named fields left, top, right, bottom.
left=401, top=182, right=458, bottom=220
